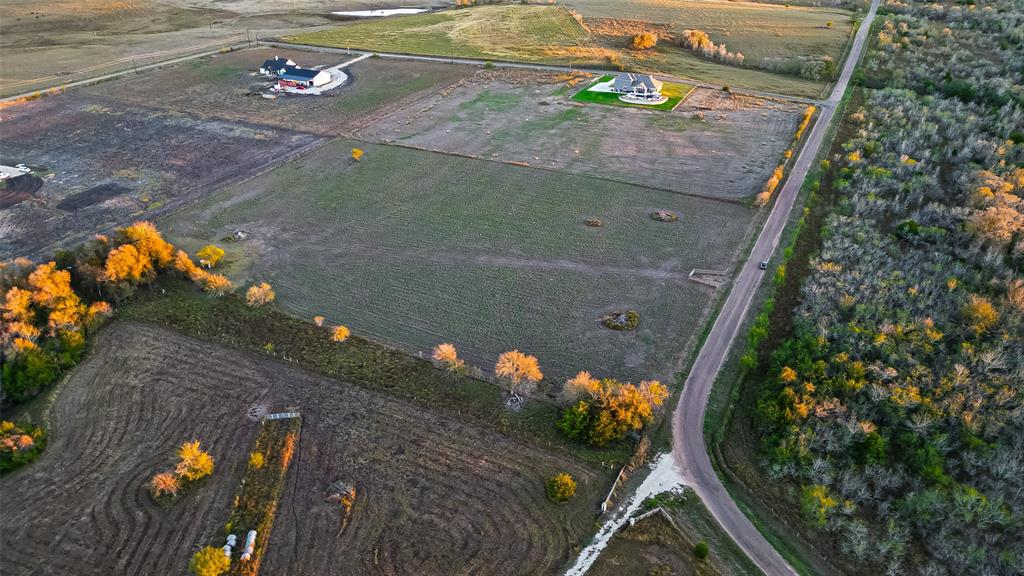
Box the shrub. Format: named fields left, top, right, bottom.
left=1, top=347, right=59, bottom=403
left=631, top=32, right=658, bottom=50
left=331, top=325, right=350, bottom=342
left=189, top=546, right=230, bottom=576
left=176, top=440, right=214, bottom=481
left=246, top=282, right=275, bottom=307
left=431, top=343, right=464, bottom=372
left=196, top=245, right=225, bottom=267
left=0, top=420, right=46, bottom=472
left=602, top=310, right=640, bottom=330
left=149, top=472, right=180, bottom=498
left=249, top=451, right=265, bottom=470
left=546, top=473, right=577, bottom=502
left=694, top=541, right=709, bottom=559
left=351, top=148, right=364, bottom=161
left=557, top=401, right=592, bottom=440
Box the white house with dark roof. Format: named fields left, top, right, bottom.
left=259, top=56, right=296, bottom=76
left=612, top=73, right=664, bottom=100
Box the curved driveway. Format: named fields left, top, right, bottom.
left=671, top=1, right=879, bottom=574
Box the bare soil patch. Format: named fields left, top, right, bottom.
left=359, top=75, right=804, bottom=200
left=0, top=93, right=324, bottom=259
left=0, top=322, right=603, bottom=575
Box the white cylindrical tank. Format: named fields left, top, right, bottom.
left=223, top=545, right=232, bottom=558
left=227, top=534, right=237, bottom=546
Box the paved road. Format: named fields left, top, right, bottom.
left=261, top=40, right=824, bottom=105
left=670, top=1, right=879, bottom=575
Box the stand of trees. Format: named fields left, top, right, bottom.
left=755, top=1, right=1023, bottom=573
left=1, top=222, right=230, bottom=405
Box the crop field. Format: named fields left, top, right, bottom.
left=361, top=75, right=804, bottom=200
left=284, top=5, right=591, bottom=64
left=162, top=140, right=755, bottom=383
left=78, top=48, right=477, bottom=135
left=0, top=322, right=603, bottom=575
left=0, top=93, right=324, bottom=259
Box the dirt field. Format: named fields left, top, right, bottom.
left=0, top=0, right=434, bottom=96
left=0, top=322, right=603, bottom=575
left=360, top=74, right=804, bottom=200
left=161, top=139, right=755, bottom=383
left=78, top=48, right=477, bottom=136
left=0, top=93, right=325, bottom=259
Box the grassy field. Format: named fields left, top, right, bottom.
left=362, top=74, right=804, bottom=200
left=284, top=5, right=591, bottom=63
left=161, top=140, right=755, bottom=384
left=78, top=48, right=476, bottom=136
left=0, top=321, right=604, bottom=575
left=590, top=488, right=760, bottom=575
left=571, top=75, right=694, bottom=111
left=283, top=4, right=852, bottom=97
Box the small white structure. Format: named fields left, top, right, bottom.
left=240, top=529, right=257, bottom=561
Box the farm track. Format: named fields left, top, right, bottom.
left=0, top=322, right=602, bottom=576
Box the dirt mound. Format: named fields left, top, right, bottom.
left=56, top=182, right=131, bottom=211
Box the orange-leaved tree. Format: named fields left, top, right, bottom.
left=432, top=343, right=464, bottom=372
left=28, top=261, right=85, bottom=333
left=246, top=282, right=275, bottom=307
left=495, top=350, right=543, bottom=400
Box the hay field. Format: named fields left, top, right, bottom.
left=567, top=0, right=854, bottom=63
left=361, top=75, right=804, bottom=200
left=0, top=322, right=601, bottom=575
left=162, top=141, right=755, bottom=383
left=0, top=93, right=325, bottom=259
left=285, top=5, right=591, bottom=63
left=76, top=48, right=476, bottom=136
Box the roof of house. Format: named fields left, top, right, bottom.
left=279, top=66, right=323, bottom=81
left=613, top=73, right=662, bottom=92
left=261, top=56, right=294, bottom=70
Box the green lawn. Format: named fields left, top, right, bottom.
left=571, top=75, right=694, bottom=111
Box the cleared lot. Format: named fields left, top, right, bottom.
left=79, top=47, right=477, bottom=135
left=361, top=74, right=804, bottom=200
left=162, top=140, right=756, bottom=382
left=0, top=93, right=324, bottom=259
left=0, top=322, right=602, bottom=575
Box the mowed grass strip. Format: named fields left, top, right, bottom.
left=284, top=5, right=591, bottom=63
left=571, top=75, right=694, bottom=110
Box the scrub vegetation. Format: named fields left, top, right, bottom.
left=745, top=1, right=1024, bottom=573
